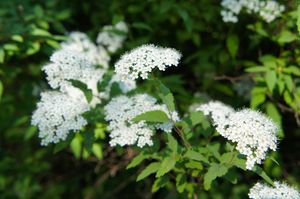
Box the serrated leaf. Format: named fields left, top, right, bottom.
left=152, top=176, right=169, bottom=192
left=132, top=110, right=169, bottom=123
left=127, top=153, right=147, bottom=169
left=156, top=156, right=176, bottom=177
left=69, top=79, right=93, bottom=102
left=137, top=162, right=160, bottom=181
left=184, top=150, right=209, bottom=164
left=204, top=163, right=228, bottom=190
left=265, top=71, right=277, bottom=92
left=226, top=34, right=239, bottom=58
left=158, top=81, right=175, bottom=112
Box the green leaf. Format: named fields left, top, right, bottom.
left=127, top=153, right=147, bottom=169
left=277, top=30, right=297, bottom=43
left=152, top=176, right=169, bottom=192
left=251, top=93, right=266, bottom=108
left=132, top=110, right=169, bottom=123
left=176, top=174, right=187, bottom=193
left=167, top=134, right=178, bottom=153
left=92, top=143, right=103, bottom=159
left=137, top=162, right=160, bottom=181
left=265, top=71, right=277, bottom=92
left=132, top=22, right=153, bottom=31
left=283, top=66, right=300, bottom=76
left=226, top=34, right=239, bottom=58
left=69, top=79, right=93, bottom=102
left=297, top=4, right=300, bottom=34
left=0, top=49, right=4, bottom=63
left=253, top=166, right=274, bottom=186
left=156, top=156, right=177, bottom=177
left=284, top=75, right=293, bottom=92
left=184, top=150, right=209, bottom=164
left=245, top=66, right=269, bottom=73
left=70, top=133, right=83, bottom=159
left=158, top=81, right=175, bottom=112
left=204, top=163, right=228, bottom=190
left=185, top=160, right=203, bottom=170
left=0, top=81, right=3, bottom=101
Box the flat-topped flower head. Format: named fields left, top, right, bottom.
left=114, top=44, right=182, bottom=82
left=249, top=181, right=300, bottom=199
left=220, top=0, right=284, bottom=23
left=104, top=94, right=179, bottom=147
left=42, top=49, right=105, bottom=106
left=97, top=21, right=128, bottom=53
left=31, top=91, right=89, bottom=145
left=198, top=101, right=278, bottom=170
left=61, top=31, right=110, bottom=68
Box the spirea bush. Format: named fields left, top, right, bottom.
left=1, top=0, right=300, bottom=198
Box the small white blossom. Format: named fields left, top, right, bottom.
left=31, top=91, right=89, bottom=145
left=42, top=49, right=105, bottom=106
left=198, top=101, right=278, bottom=170
left=220, top=0, right=284, bottom=23
left=104, top=94, right=179, bottom=147
left=249, top=181, right=300, bottom=199
left=114, top=44, right=182, bottom=82
left=97, top=21, right=128, bottom=53
left=61, top=31, right=110, bottom=68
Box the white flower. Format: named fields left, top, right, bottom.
left=198, top=101, right=278, bottom=170
left=249, top=181, right=300, bottom=199
left=220, top=0, right=284, bottom=23
left=42, top=49, right=105, bottom=107
left=61, top=31, right=110, bottom=68
left=31, top=91, right=89, bottom=145
left=114, top=44, right=182, bottom=82
left=104, top=94, right=179, bottom=147
left=97, top=21, right=128, bottom=53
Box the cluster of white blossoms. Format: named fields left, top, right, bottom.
left=104, top=94, right=180, bottom=147
left=61, top=31, right=110, bottom=68
left=42, top=49, right=105, bottom=106
left=97, top=21, right=128, bottom=53
left=249, top=181, right=300, bottom=199
left=32, top=22, right=137, bottom=145
left=197, top=101, right=278, bottom=170
left=221, top=0, right=285, bottom=23
left=114, top=44, right=182, bottom=82
left=31, top=91, right=89, bottom=145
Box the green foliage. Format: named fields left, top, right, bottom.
left=1, top=0, right=300, bottom=198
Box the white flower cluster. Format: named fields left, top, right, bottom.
left=61, top=31, right=110, bottom=68
left=249, top=181, right=300, bottom=199
left=197, top=101, right=278, bottom=170
left=115, top=44, right=182, bottom=82
left=97, top=21, right=128, bottom=53
left=31, top=91, right=89, bottom=145
left=104, top=94, right=179, bottom=147
left=221, top=0, right=285, bottom=23
left=42, top=49, right=105, bottom=106
left=32, top=22, right=136, bottom=145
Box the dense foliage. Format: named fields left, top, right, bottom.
left=1, top=0, right=300, bottom=198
